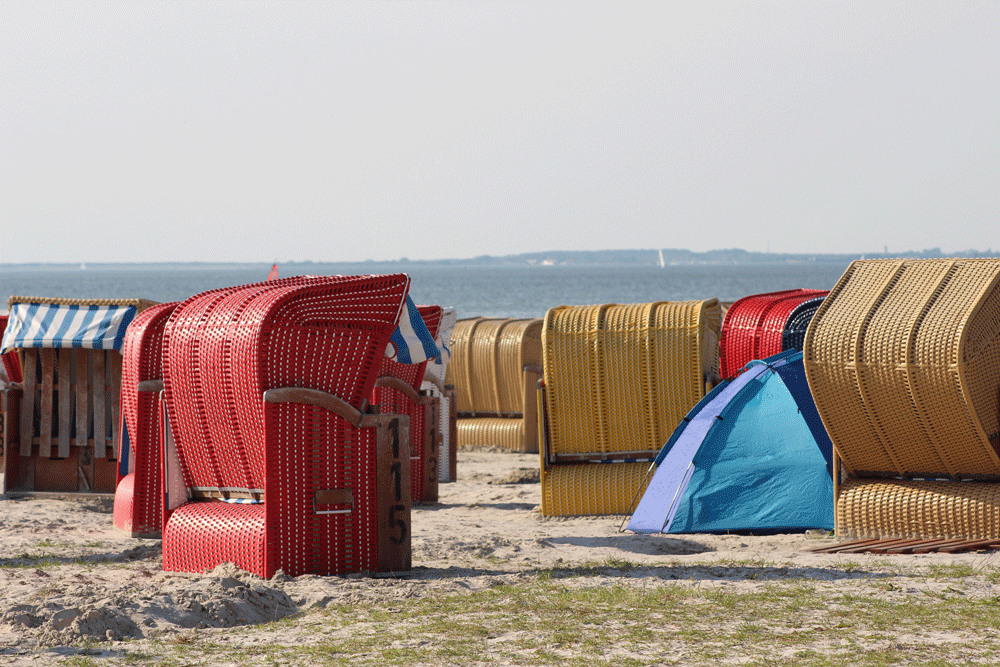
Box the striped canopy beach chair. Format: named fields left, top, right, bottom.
left=1, top=297, right=156, bottom=495
left=804, top=259, right=1000, bottom=540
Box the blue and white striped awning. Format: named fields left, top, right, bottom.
left=1, top=296, right=439, bottom=364
left=386, top=297, right=440, bottom=365
left=1, top=301, right=140, bottom=355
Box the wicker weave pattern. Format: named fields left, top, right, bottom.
left=542, top=301, right=720, bottom=457
left=160, top=275, right=410, bottom=577
left=0, top=314, right=22, bottom=382
left=837, top=478, right=1000, bottom=539
left=804, top=259, right=1000, bottom=479
left=719, top=289, right=828, bottom=380
left=114, top=301, right=179, bottom=537
left=780, top=296, right=826, bottom=352
left=539, top=300, right=720, bottom=516
left=456, top=418, right=526, bottom=451
left=7, top=296, right=158, bottom=310
left=541, top=462, right=652, bottom=517
left=445, top=318, right=543, bottom=452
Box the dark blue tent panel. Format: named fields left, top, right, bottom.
left=628, top=350, right=833, bottom=534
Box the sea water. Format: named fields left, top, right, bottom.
left=0, top=262, right=850, bottom=319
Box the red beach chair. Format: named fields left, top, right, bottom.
left=719, top=289, right=828, bottom=379
left=160, top=274, right=414, bottom=578
left=373, top=304, right=443, bottom=504
left=113, top=301, right=180, bottom=537
left=0, top=314, right=22, bottom=383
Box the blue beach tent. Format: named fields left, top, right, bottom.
left=627, top=350, right=833, bottom=534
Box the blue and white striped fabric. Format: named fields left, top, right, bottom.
left=0, top=301, right=139, bottom=355
left=386, top=297, right=441, bottom=365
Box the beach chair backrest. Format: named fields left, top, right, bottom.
left=162, top=274, right=410, bottom=497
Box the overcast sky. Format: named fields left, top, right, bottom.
left=2, top=1, right=997, bottom=263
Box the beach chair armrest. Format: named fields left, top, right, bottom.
left=263, top=387, right=365, bottom=428
left=421, top=372, right=446, bottom=395
left=374, top=376, right=422, bottom=404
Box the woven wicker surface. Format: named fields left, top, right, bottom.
left=7, top=296, right=158, bottom=311
left=719, top=289, right=827, bottom=379
left=160, top=274, right=411, bottom=577
left=446, top=318, right=542, bottom=415
left=804, top=259, right=1000, bottom=479
left=837, top=478, right=1000, bottom=539
left=444, top=317, right=542, bottom=453
left=456, top=417, right=526, bottom=451
left=114, top=301, right=180, bottom=537
left=0, top=314, right=21, bottom=382
left=781, top=296, right=825, bottom=352
left=540, top=461, right=651, bottom=516
left=164, top=274, right=409, bottom=493
left=542, top=300, right=720, bottom=458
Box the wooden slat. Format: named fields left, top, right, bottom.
left=58, top=350, right=71, bottom=458
left=810, top=537, right=1000, bottom=554
left=938, top=539, right=1000, bottom=553
left=105, top=351, right=122, bottom=459
left=20, top=350, right=36, bottom=457
left=39, top=349, right=55, bottom=458
left=92, top=351, right=106, bottom=459
left=75, top=350, right=89, bottom=458
left=377, top=416, right=411, bottom=572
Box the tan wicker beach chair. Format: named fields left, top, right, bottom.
left=539, top=300, right=721, bottom=516
left=1, top=296, right=156, bottom=495
left=445, top=318, right=543, bottom=453
left=803, top=258, right=1000, bottom=539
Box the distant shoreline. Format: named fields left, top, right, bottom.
left=1, top=246, right=996, bottom=271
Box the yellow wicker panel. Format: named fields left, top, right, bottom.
left=444, top=318, right=543, bottom=454
left=542, top=300, right=720, bottom=457
left=837, top=478, right=1000, bottom=540
left=447, top=318, right=479, bottom=413
left=496, top=319, right=543, bottom=414
left=540, top=461, right=651, bottom=516
left=445, top=318, right=543, bottom=415
left=456, top=417, right=527, bottom=452
left=804, top=258, right=1000, bottom=479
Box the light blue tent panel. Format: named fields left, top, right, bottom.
left=628, top=350, right=833, bottom=534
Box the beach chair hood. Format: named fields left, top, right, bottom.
left=627, top=350, right=833, bottom=534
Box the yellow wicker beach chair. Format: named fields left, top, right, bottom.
left=539, top=300, right=721, bottom=516
left=445, top=318, right=543, bottom=453
left=803, top=258, right=1000, bottom=539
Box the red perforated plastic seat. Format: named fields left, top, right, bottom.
left=719, top=289, right=828, bottom=379
left=113, top=301, right=180, bottom=537
left=160, top=274, right=413, bottom=578
left=373, top=305, right=443, bottom=504
left=0, top=314, right=21, bottom=383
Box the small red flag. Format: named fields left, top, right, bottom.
left=267, top=264, right=279, bottom=280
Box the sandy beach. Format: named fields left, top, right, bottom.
left=3, top=450, right=1000, bottom=665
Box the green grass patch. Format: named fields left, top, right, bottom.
left=118, top=575, right=1000, bottom=666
